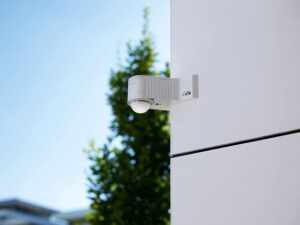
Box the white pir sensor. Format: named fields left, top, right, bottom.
left=127, top=74, right=199, bottom=113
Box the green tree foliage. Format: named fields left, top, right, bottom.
left=85, top=7, right=170, bottom=225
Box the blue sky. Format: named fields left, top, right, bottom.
left=0, top=1, right=169, bottom=211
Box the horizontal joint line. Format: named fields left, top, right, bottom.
left=170, top=128, right=300, bottom=158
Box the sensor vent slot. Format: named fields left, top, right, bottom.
left=146, top=78, right=170, bottom=100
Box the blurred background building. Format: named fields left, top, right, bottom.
left=0, top=199, right=89, bottom=225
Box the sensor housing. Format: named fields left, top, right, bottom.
left=128, top=74, right=199, bottom=113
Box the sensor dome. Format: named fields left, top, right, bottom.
left=129, top=100, right=151, bottom=114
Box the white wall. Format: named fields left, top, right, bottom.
left=171, top=133, right=300, bottom=225
left=171, top=0, right=300, bottom=155
left=171, top=0, right=300, bottom=224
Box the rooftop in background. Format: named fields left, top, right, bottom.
left=0, top=199, right=58, bottom=217
left=0, top=199, right=89, bottom=225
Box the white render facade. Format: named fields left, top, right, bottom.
left=170, top=0, right=300, bottom=224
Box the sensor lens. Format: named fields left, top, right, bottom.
left=130, top=100, right=151, bottom=114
